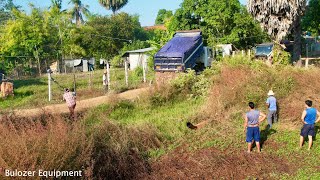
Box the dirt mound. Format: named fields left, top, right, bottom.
left=140, top=146, right=296, bottom=179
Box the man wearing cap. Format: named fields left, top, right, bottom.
left=266, top=90, right=277, bottom=129
left=300, top=100, right=320, bottom=150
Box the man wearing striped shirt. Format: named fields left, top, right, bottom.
left=63, top=88, right=76, bottom=120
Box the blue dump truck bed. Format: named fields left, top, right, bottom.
left=154, top=31, right=204, bottom=72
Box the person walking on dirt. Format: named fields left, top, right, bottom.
left=244, top=102, right=267, bottom=153
left=63, top=88, right=76, bottom=120
left=300, top=100, right=320, bottom=150
left=266, top=90, right=277, bottom=129
left=103, top=70, right=108, bottom=92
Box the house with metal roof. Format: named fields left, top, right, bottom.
left=122, top=47, right=155, bottom=70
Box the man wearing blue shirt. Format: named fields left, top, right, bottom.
left=266, top=90, right=277, bottom=129
left=300, top=100, right=320, bottom=150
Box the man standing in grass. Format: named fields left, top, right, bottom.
left=300, top=100, right=320, bottom=150
left=63, top=88, right=76, bottom=120
left=266, top=90, right=277, bottom=129
left=244, top=102, right=267, bottom=153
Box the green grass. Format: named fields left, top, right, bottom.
left=1, top=68, right=154, bottom=110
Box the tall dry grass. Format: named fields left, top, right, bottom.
left=0, top=114, right=92, bottom=177
left=0, top=111, right=160, bottom=179
left=202, top=60, right=320, bottom=127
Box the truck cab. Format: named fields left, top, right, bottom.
left=255, top=43, right=274, bottom=59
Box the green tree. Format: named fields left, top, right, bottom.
left=0, top=7, right=50, bottom=75
left=168, top=0, right=265, bottom=49
left=302, top=0, right=320, bottom=35
left=50, top=0, right=62, bottom=10
left=0, top=0, right=20, bottom=24
left=76, top=13, right=147, bottom=61
left=98, top=0, right=128, bottom=15
left=69, top=0, right=90, bottom=26
left=155, top=9, right=173, bottom=25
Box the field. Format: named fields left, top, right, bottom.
left=1, top=56, right=320, bottom=179
left=0, top=67, right=154, bottom=110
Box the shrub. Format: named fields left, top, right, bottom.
left=273, top=45, right=291, bottom=65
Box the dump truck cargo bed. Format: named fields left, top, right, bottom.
left=154, top=31, right=204, bottom=72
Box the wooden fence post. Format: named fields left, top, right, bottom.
left=106, top=61, right=111, bottom=90
left=125, top=60, right=129, bottom=86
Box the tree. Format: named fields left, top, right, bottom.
left=98, top=0, right=128, bottom=15
left=76, top=13, right=148, bottom=61
left=69, top=0, right=90, bottom=26
left=248, top=0, right=307, bottom=62
left=0, top=0, right=20, bottom=24
left=167, top=0, right=266, bottom=49
left=302, top=0, right=320, bottom=35
left=155, top=9, right=173, bottom=25
left=50, top=0, right=62, bottom=10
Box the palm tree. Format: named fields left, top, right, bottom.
left=50, top=0, right=62, bottom=10
left=248, top=0, right=307, bottom=62
left=98, top=0, right=128, bottom=15
left=69, top=0, right=90, bottom=26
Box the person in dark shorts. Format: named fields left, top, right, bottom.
left=300, top=100, right=320, bottom=150
left=244, top=102, right=267, bottom=153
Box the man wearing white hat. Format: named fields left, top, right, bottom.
left=266, top=90, right=277, bottom=129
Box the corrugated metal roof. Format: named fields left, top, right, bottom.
left=126, top=47, right=155, bottom=53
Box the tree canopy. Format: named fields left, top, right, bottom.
left=167, top=0, right=267, bottom=49
left=155, top=9, right=173, bottom=25
left=0, top=2, right=147, bottom=75
left=98, top=0, right=128, bottom=14
left=302, top=0, right=320, bottom=35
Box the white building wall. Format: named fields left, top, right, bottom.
left=129, top=53, right=149, bottom=70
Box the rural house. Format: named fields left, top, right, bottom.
left=122, top=47, right=155, bottom=70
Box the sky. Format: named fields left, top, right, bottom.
left=13, top=0, right=247, bottom=26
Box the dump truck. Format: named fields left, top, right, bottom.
left=154, top=30, right=213, bottom=72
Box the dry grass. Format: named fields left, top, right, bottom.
left=0, top=114, right=92, bottom=176
left=0, top=111, right=161, bottom=179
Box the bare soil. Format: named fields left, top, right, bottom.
left=139, top=145, right=297, bottom=179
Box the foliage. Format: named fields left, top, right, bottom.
left=168, top=0, right=267, bottom=49
left=83, top=13, right=148, bottom=60
left=0, top=0, right=20, bottom=24
left=272, top=45, right=291, bottom=65
left=68, top=0, right=90, bottom=26
left=98, top=0, right=128, bottom=14
left=110, top=55, right=123, bottom=67
left=155, top=9, right=173, bottom=25
left=0, top=2, right=148, bottom=75
left=171, top=69, right=212, bottom=98
left=302, top=0, right=320, bottom=35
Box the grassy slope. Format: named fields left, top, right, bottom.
left=83, top=56, right=320, bottom=179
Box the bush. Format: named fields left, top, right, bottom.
left=273, top=45, right=291, bottom=65
left=111, top=55, right=124, bottom=67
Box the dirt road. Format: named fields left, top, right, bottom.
left=14, top=87, right=150, bottom=117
